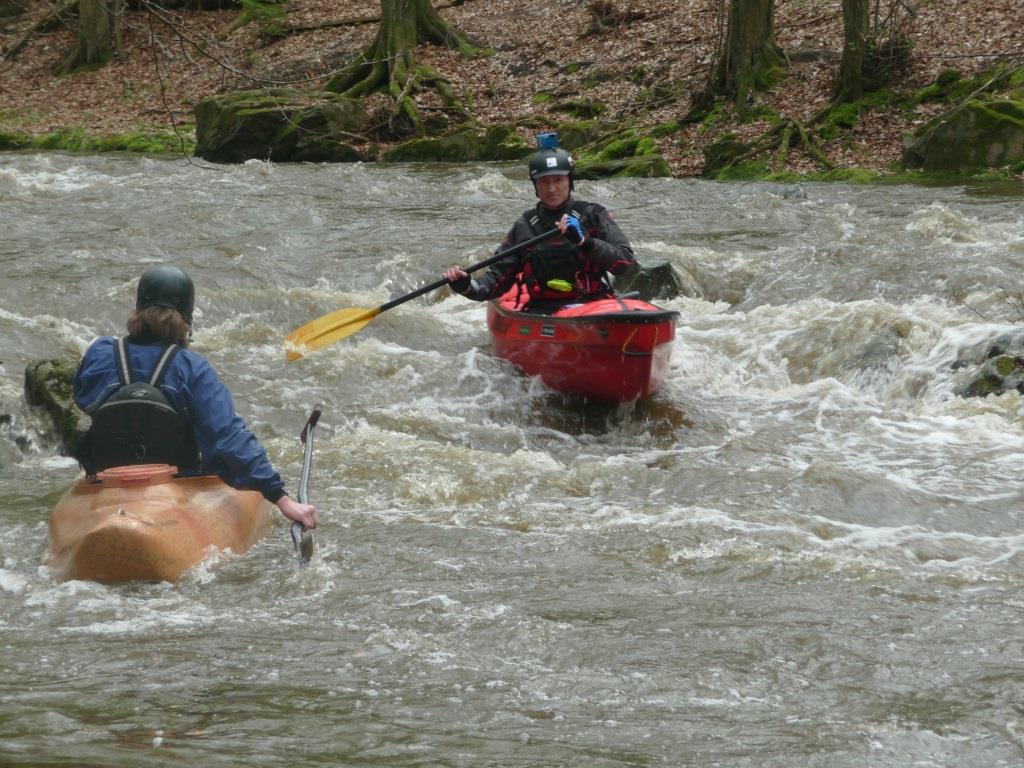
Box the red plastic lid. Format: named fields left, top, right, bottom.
left=96, top=464, right=178, bottom=487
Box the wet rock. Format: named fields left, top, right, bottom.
left=960, top=354, right=1024, bottom=398
left=194, top=89, right=366, bottom=163
left=957, top=329, right=1024, bottom=397
left=24, top=356, right=84, bottom=456
left=614, top=259, right=687, bottom=301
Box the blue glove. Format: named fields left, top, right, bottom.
left=563, top=215, right=586, bottom=246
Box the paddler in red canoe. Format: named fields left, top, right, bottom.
left=443, top=132, right=636, bottom=313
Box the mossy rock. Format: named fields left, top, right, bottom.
left=555, top=120, right=610, bottom=151
left=902, top=97, right=1024, bottom=172
left=0, top=130, right=31, bottom=150
left=480, top=124, right=531, bottom=160
left=959, top=354, right=1024, bottom=398
left=24, top=356, right=84, bottom=455
left=575, top=154, right=671, bottom=179
left=194, top=89, right=366, bottom=163
left=381, top=130, right=481, bottom=162
left=701, top=136, right=748, bottom=177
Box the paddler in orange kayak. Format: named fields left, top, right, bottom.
left=72, top=265, right=318, bottom=533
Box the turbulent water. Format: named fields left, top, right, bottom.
left=1, top=152, right=1023, bottom=767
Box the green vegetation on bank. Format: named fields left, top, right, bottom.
left=0, top=126, right=195, bottom=155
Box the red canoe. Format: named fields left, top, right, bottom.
left=487, top=294, right=678, bottom=402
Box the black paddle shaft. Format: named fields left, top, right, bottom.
left=378, top=226, right=561, bottom=314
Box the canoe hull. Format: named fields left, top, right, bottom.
left=487, top=296, right=678, bottom=402
left=47, top=465, right=276, bottom=584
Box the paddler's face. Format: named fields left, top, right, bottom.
left=535, top=174, right=571, bottom=210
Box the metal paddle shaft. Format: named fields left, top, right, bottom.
left=290, top=404, right=322, bottom=564
left=285, top=226, right=562, bottom=358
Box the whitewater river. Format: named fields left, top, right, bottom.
left=1, top=152, right=1023, bottom=767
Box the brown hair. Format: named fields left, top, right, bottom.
left=126, top=306, right=191, bottom=347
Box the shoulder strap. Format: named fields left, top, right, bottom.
left=114, top=337, right=179, bottom=387
left=113, top=337, right=132, bottom=386
left=148, top=344, right=180, bottom=387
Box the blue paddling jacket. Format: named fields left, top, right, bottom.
left=74, top=336, right=287, bottom=503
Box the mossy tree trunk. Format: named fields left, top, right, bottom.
left=709, top=0, right=786, bottom=104
left=834, top=0, right=869, bottom=103
left=53, top=0, right=121, bottom=75
left=324, top=0, right=473, bottom=135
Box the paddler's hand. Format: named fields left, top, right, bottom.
left=276, top=494, right=318, bottom=530
left=443, top=266, right=472, bottom=294
left=557, top=213, right=587, bottom=247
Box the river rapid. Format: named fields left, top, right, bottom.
left=1, top=152, right=1023, bottom=767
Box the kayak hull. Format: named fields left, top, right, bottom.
left=47, top=464, right=276, bottom=584
left=487, top=296, right=678, bottom=402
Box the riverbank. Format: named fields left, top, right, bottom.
left=1, top=0, right=1022, bottom=178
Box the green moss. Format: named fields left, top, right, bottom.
left=861, top=89, right=896, bottom=108
left=739, top=103, right=780, bottom=125
left=994, top=355, right=1016, bottom=376
left=937, top=68, right=962, bottom=87
left=0, top=130, right=30, bottom=150
left=649, top=120, right=682, bottom=138
left=714, top=159, right=768, bottom=181
left=818, top=167, right=881, bottom=183
left=626, top=67, right=646, bottom=84
left=549, top=99, right=605, bottom=118
left=25, top=128, right=192, bottom=154
left=531, top=91, right=553, bottom=105
left=698, top=102, right=730, bottom=136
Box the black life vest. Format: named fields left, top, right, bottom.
left=516, top=201, right=613, bottom=307
left=83, top=337, right=199, bottom=474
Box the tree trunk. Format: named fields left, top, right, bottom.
left=710, top=0, right=786, bottom=103
left=324, top=0, right=472, bottom=134
left=834, top=0, right=869, bottom=103
left=0, top=0, right=28, bottom=17
left=54, top=0, right=116, bottom=75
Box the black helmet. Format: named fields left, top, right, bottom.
left=528, top=147, right=574, bottom=181
left=136, top=266, right=195, bottom=325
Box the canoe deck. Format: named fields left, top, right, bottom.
left=47, top=464, right=276, bottom=584
left=487, top=295, right=678, bottom=402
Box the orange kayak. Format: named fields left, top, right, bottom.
left=47, top=464, right=276, bottom=584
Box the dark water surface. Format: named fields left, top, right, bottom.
left=1, top=153, right=1023, bottom=766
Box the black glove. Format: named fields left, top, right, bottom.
left=449, top=273, right=472, bottom=294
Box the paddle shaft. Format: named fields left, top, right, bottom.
left=290, top=404, right=322, bottom=563
left=297, top=404, right=321, bottom=504
left=378, top=226, right=562, bottom=313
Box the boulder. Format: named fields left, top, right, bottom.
left=613, top=259, right=687, bottom=301
left=381, top=124, right=531, bottom=163
left=194, top=89, right=366, bottom=163
left=902, top=97, right=1024, bottom=172
left=24, top=356, right=84, bottom=456
left=956, top=329, right=1024, bottom=398
left=960, top=354, right=1024, bottom=398
left=575, top=154, right=671, bottom=179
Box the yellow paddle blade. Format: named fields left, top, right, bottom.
left=284, top=307, right=380, bottom=360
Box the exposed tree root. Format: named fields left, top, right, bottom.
left=324, top=2, right=475, bottom=138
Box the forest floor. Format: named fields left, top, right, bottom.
left=1, top=0, right=1022, bottom=177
